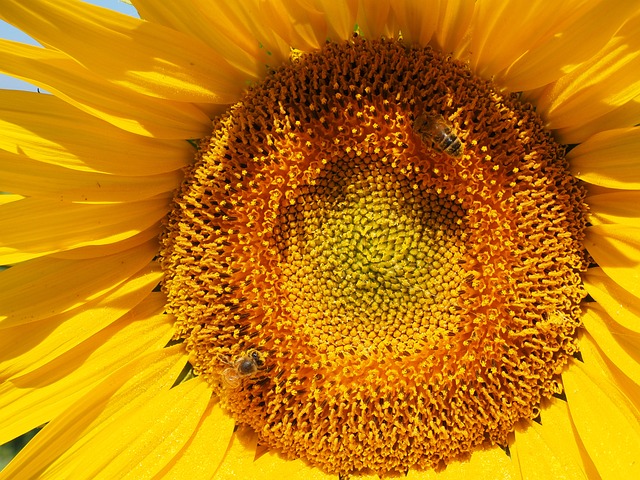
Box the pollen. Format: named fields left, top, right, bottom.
left=160, top=38, right=588, bottom=475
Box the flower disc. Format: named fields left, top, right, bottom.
left=160, top=38, right=588, bottom=475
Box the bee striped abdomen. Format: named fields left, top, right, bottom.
left=414, top=113, right=463, bottom=158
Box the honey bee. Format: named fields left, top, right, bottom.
left=414, top=113, right=463, bottom=157
left=221, top=349, right=265, bottom=388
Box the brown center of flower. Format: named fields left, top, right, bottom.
left=160, top=38, right=588, bottom=475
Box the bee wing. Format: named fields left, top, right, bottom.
left=222, top=367, right=241, bottom=388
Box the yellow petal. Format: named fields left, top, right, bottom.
left=0, top=91, right=193, bottom=174
left=316, top=0, right=359, bottom=42
left=154, top=400, right=235, bottom=479
left=200, top=0, right=291, bottom=64
left=62, top=379, right=211, bottom=479
left=516, top=398, right=598, bottom=479
left=213, top=425, right=260, bottom=479
left=554, top=93, right=640, bottom=144
left=0, top=344, right=186, bottom=480
left=129, top=0, right=281, bottom=76
left=582, top=305, right=640, bottom=387
left=0, top=151, right=183, bottom=202
left=0, top=296, right=172, bottom=447
left=586, top=191, right=640, bottom=226
left=584, top=225, right=640, bottom=298
left=395, top=0, right=474, bottom=55
left=47, top=228, right=162, bottom=261
left=535, top=14, right=640, bottom=130
left=0, top=0, right=252, bottom=103
left=216, top=423, right=515, bottom=479
left=0, top=198, right=169, bottom=263
left=578, top=330, right=640, bottom=416
left=0, top=264, right=162, bottom=379
left=516, top=398, right=600, bottom=479
left=469, top=0, right=591, bottom=80
left=583, top=267, right=640, bottom=334
left=567, top=127, right=640, bottom=190
left=0, top=240, right=158, bottom=326
left=0, top=42, right=210, bottom=139
left=256, top=0, right=360, bottom=49
left=251, top=447, right=333, bottom=479
left=562, top=349, right=640, bottom=479
left=190, top=0, right=291, bottom=65
left=213, top=426, right=333, bottom=479
left=496, top=1, right=640, bottom=91
left=389, top=0, right=440, bottom=46
left=259, top=0, right=331, bottom=51
left=407, top=445, right=517, bottom=480
left=351, top=472, right=382, bottom=480
left=355, top=0, right=394, bottom=40
left=433, top=1, right=475, bottom=57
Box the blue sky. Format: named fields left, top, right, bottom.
left=0, top=0, right=138, bottom=90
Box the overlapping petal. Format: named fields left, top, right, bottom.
left=0, top=41, right=210, bottom=139
left=0, top=152, right=183, bottom=202
left=60, top=379, right=211, bottom=479
left=563, top=336, right=640, bottom=479
left=0, top=0, right=253, bottom=104
left=259, top=0, right=358, bottom=51
left=495, top=0, right=640, bottom=92
left=583, top=267, right=640, bottom=333
left=0, top=263, right=162, bottom=379
left=130, top=0, right=290, bottom=75
left=0, top=345, right=187, bottom=480
left=390, top=0, right=473, bottom=53
left=586, top=191, right=640, bottom=226
left=0, top=91, right=193, bottom=174
left=514, top=398, right=599, bottom=479
left=355, top=0, right=394, bottom=40
left=154, top=401, right=235, bottom=479
left=0, top=240, right=157, bottom=327
left=555, top=94, right=640, bottom=144
left=405, top=445, right=517, bottom=480
left=568, top=127, right=640, bottom=189
left=533, top=13, right=640, bottom=131
left=213, top=426, right=332, bottom=479
left=465, top=0, right=590, bottom=79
left=0, top=197, right=169, bottom=263
left=0, top=294, right=172, bottom=447
left=584, top=225, right=640, bottom=299
left=582, top=305, right=640, bottom=389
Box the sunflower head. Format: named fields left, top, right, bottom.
left=159, top=36, right=588, bottom=475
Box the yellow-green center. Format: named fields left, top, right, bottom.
left=277, top=158, right=468, bottom=358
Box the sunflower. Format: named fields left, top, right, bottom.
left=1, top=0, right=640, bottom=478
